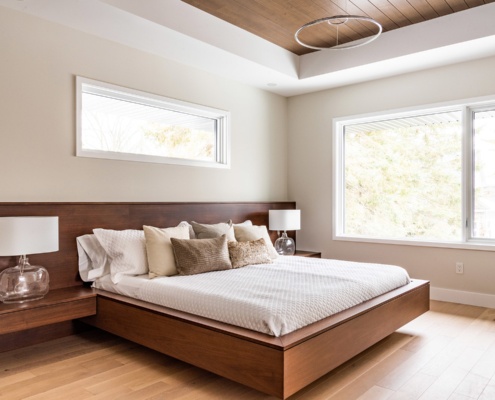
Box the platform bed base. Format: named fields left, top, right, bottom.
left=83, top=279, right=429, bottom=399
left=0, top=202, right=430, bottom=397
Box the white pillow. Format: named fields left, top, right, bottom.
left=93, top=228, right=148, bottom=284
left=235, top=220, right=253, bottom=227
left=143, top=224, right=190, bottom=278
left=76, top=234, right=110, bottom=282
left=233, top=225, right=278, bottom=259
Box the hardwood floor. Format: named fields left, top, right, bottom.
left=1, top=301, right=494, bottom=400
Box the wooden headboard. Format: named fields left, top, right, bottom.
left=0, top=202, right=296, bottom=290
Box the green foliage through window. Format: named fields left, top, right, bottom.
left=76, top=77, right=229, bottom=168
left=335, top=103, right=495, bottom=246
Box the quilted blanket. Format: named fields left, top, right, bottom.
left=120, top=256, right=412, bottom=336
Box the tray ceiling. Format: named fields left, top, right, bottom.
left=182, top=0, right=495, bottom=55
left=2, top=0, right=495, bottom=96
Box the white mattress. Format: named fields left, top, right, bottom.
left=94, top=256, right=410, bottom=337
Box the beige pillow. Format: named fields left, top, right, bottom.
left=190, top=220, right=236, bottom=241
left=228, top=238, right=273, bottom=269
left=233, top=225, right=278, bottom=259
left=171, top=235, right=232, bottom=276
left=179, top=221, right=195, bottom=239
left=143, top=225, right=190, bottom=278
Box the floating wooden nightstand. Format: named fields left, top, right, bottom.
left=0, top=286, right=96, bottom=335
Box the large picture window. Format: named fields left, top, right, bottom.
left=76, top=77, right=230, bottom=168
left=473, top=107, right=495, bottom=241
left=334, top=98, right=495, bottom=249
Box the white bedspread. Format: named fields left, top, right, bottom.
left=94, top=256, right=410, bottom=336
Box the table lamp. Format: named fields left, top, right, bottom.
left=269, top=209, right=300, bottom=255
left=0, top=216, right=59, bottom=303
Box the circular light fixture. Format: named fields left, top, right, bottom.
left=295, top=15, right=382, bottom=50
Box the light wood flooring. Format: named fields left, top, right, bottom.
left=1, top=300, right=495, bottom=400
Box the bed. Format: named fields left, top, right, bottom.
left=0, top=202, right=429, bottom=399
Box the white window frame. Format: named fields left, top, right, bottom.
left=333, top=95, right=495, bottom=251
left=76, top=76, right=230, bottom=168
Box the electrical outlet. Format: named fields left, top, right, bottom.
left=456, top=262, right=464, bottom=274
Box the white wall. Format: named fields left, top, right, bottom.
left=288, top=56, right=495, bottom=305
left=0, top=6, right=288, bottom=202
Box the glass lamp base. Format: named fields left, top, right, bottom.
left=0, top=260, right=50, bottom=304
left=274, top=232, right=296, bottom=255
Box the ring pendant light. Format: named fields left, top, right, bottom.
left=295, top=14, right=382, bottom=50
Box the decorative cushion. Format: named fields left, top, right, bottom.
left=228, top=238, right=273, bottom=269
left=171, top=235, right=232, bottom=275
left=233, top=225, right=278, bottom=259
left=143, top=224, right=190, bottom=278
left=190, top=220, right=236, bottom=240
left=93, top=228, right=148, bottom=284
left=76, top=234, right=110, bottom=282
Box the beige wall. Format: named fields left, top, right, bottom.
left=0, top=7, right=288, bottom=202
left=2, top=6, right=494, bottom=301
left=288, top=56, right=495, bottom=299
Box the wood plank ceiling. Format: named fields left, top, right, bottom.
left=181, top=0, right=495, bottom=55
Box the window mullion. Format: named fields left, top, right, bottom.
left=463, top=106, right=473, bottom=242
left=332, top=121, right=345, bottom=238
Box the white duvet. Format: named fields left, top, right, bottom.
left=94, top=256, right=410, bottom=337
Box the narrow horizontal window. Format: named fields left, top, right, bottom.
left=76, top=77, right=230, bottom=168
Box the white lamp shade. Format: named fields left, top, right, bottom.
left=0, top=217, right=59, bottom=256
left=269, top=210, right=301, bottom=231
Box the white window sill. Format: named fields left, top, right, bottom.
left=333, top=235, right=495, bottom=252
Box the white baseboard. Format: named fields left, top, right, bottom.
left=430, top=286, right=495, bottom=309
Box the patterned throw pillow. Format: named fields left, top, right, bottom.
left=171, top=235, right=232, bottom=275
left=233, top=225, right=278, bottom=259
left=228, top=238, right=273, bottom=269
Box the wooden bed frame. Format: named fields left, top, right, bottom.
left=0, top=202, right=429, bottom=399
